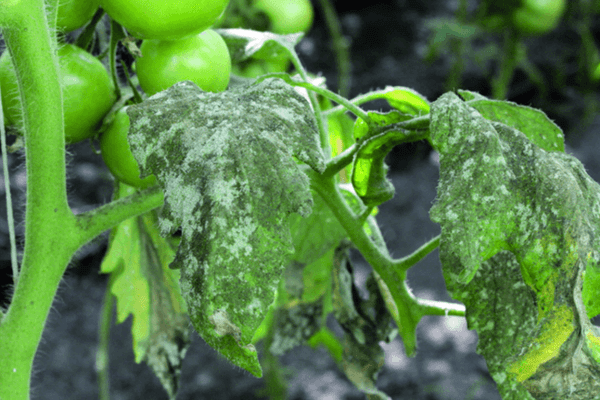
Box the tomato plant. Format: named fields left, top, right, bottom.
left=100, top=0, right=230, bottom=40
left=56, top=0, right=99, bottom=32
left=0, top=44, right=116, bottom=143
left=233, top=56, right=290, bottom=78
left=136, top=29, right=231, bottom=96
left=512, top=0, right=566, bottom=35
left=253, top=0, right=314, bottom=34
left=100, top=107, right=157, bottom=188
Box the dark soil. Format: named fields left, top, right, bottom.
left=2, top=1, right=600, bottom=399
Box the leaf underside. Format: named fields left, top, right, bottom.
left=101, top=183, right=189, bottom=399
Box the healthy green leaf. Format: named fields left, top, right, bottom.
left=352, top=121, right=428, bottom=207
left=126, top=78, right=325, bottom=378
left=353, top=110, right=413, bottom=141
left=101, top=183, right=189, bottom=399
left=379, top=86, right=430, bottom=116
left=321, top=96, right=355, bottom=182
left=429, top=91, right=600, bottom=398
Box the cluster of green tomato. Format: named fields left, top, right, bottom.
left=0, top=0, right=314, bottom=188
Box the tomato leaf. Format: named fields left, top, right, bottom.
left=351, top=117, right=421, bottom=207
left=429, top=91, right=600, bottom=398
left=287, top=188, right=347, bottom=266
left=125, top=78, right=325, bottom=378
left=216, top=28, right=302, bottom=63
left=101, top=183, right=189, bottom=399
left=377, top=86, right=430, bottom=116
left=353, top=110, right=413, bottom=141
left=457, top=89, right=564, bottom=152
left=333, top=245, right=394, bottom=400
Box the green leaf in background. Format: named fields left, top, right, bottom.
left=100, top=183, right=189, bottom=399
left=457, top=89, right=564, bottom=152
left=286, top=188, right=347, bottom=266
left=126, top=78, right=325, bottom=378
left=429, top=91, right=600, bottom=398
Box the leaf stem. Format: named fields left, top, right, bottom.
left=307, top=171, right=422, bottom=354
left=321, top=142, right=358, bottom=178
left=74, top=185, right=165, bottom=247
left=393, top=234, right=441, bottom=272
left=255, top=72, right=373, bottom=127
left=284, top=51, right=331, bottom=158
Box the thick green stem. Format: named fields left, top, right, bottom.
left=308, top=172, right=422, bottom=354
left=0, top=3, right=166, bottom=398
left=0, top=2, right=73, bottom=398
left=307, top=171, right=465, bottom=354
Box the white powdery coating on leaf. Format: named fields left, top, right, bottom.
left=210, top=177, right=241, bottom=211
left=221, top=216, right=256, bottom=259
left=164, top=173, right=204, bottom=240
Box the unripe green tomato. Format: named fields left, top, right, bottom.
left=100, top=107, right=157, bottom=188
left=512, top=0, right=566, bottom=35
left=0, top=44, right=116, bottom=143
left=253, top=0, right=314, bottom=34
left=56, top=0, right=99, bottom=32
left=100, top=0, right=230, bottom=40
left=136, top=29, right=231, bottom=96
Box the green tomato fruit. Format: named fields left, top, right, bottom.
left=136, top=29, right=231, bottom=96
left=100, top=0, right=230, bottom=40
left=100, top=107, right=157, bottom=188
left=512, top=0, right=566, bottom=35
left=0, top=44, right=116, bottom=143
left=56, top=0, right=99, bottom=32
left=254, top=0, right=314, bottom=34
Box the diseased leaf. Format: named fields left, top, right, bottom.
left=101, top=183, right=189, bottom=399
left=333, top=244, right=393, bottom=400
left=341, top=335, right=390, bottom=400
left=268, top=298, right=323, bottom=356
left=457, top=89, right=564, bottom=152
left=216, top=28, right=302, bottom=64
left=429, top=92, right=600, bottom=399
left=126, top=78, right=325, bottom=377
